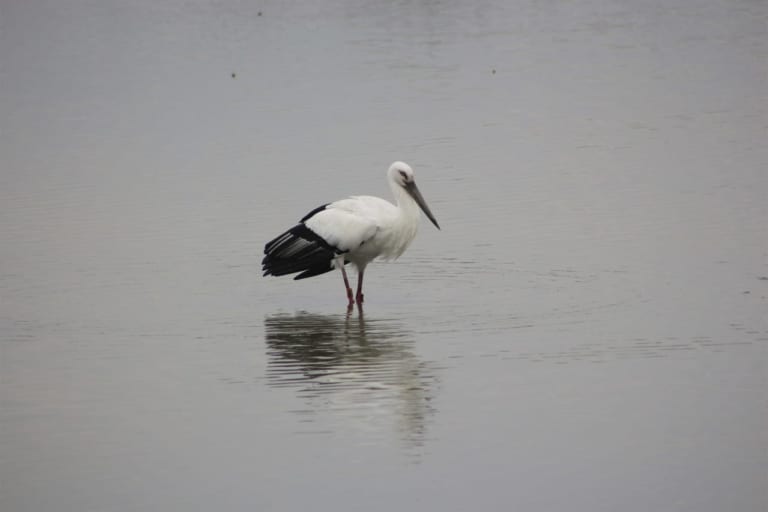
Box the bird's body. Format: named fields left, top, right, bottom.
left=262, top=162, right=440, bottom=307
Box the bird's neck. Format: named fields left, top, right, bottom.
left=385, top=184, right=420, bottom=258
left=390, top=184, right=421, bottom=230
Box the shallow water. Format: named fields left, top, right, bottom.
left=1, top=0, right=767, bottom=511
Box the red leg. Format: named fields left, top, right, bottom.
left=355, top=268, right=365, bottom=304
left=339, top=264, right=354, bottom=306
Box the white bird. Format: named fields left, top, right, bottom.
left=262, top=161, right=440, bottom=307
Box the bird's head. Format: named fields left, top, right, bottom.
left=388, top=161, right=415, bottom=187
left=387, top=161, right=440, bottom=230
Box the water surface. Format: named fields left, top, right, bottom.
left=1, top=1, right=766, bottom=511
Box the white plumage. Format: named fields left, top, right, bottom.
left=263, top=161, right=440, bottom=307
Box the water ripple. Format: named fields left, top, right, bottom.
left=264, top=311, right=438, bottom=450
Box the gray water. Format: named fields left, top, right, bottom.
left=1, top=1, right=767, bottom=510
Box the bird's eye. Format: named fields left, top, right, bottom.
left=398, top=170, right=408, bottom=181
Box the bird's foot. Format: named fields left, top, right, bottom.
left=346, top=288, right=355, bottom=308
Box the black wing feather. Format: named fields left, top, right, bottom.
left=262, top=205, right=347, bottom=280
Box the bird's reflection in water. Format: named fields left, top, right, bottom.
left=264, top=310, right=437, bottom=450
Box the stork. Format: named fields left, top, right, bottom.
left=262, top=161, right=440, bottom=307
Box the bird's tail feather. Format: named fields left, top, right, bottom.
left=262, top=224, right=341, bottom=280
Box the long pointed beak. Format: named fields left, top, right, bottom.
left=406, top=182, right=440, bottom=230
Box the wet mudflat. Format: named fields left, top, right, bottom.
left=1, top=1, right=766, bottom=511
